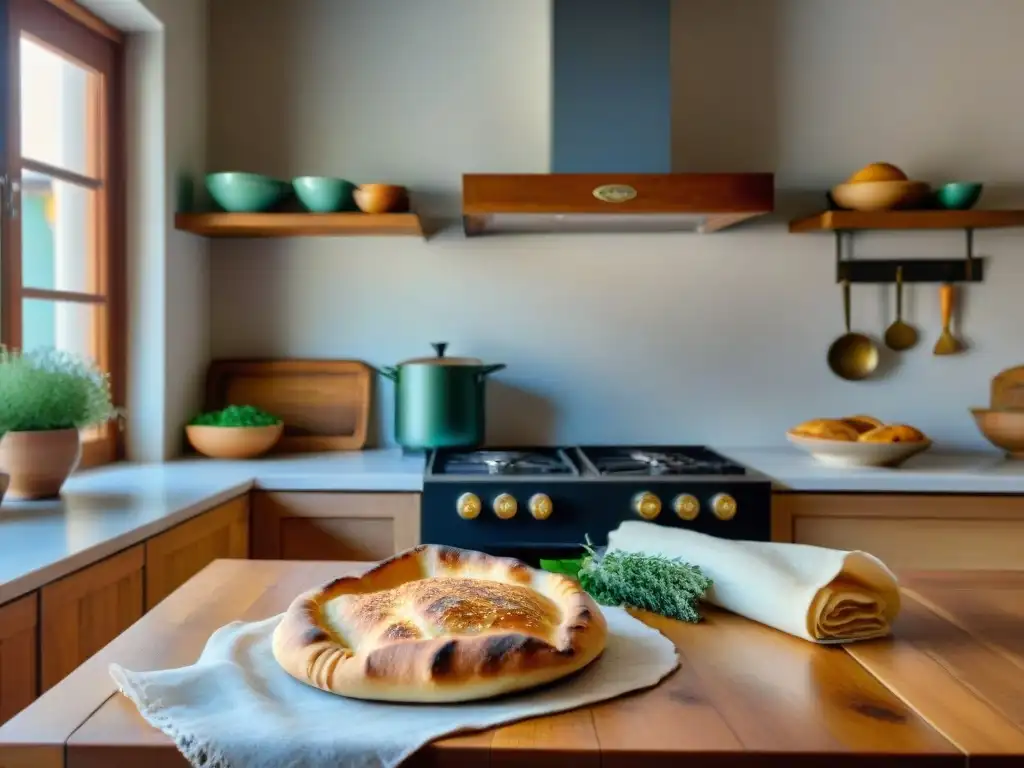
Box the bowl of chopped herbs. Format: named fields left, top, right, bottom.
left=185, top=405, right=283, bottom=459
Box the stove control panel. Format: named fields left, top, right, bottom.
left=632, top=491, right=662, bottom=520
left=673, top=493, right=700, bottom=521
left=711, top=493, right=737, bottom=521
left=529, top=493, right=553, bottom=520
left=456, top=492, right=482, bottom=520
left=425, top=479, right=769, bottom=555
left=493, top=493, right=518, bottom=520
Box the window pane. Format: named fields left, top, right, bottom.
left=22, top=170, right=99, bottom=294
left=20, top=36, right=98, bottom=177
left=22, top=298, right=104, bottom=369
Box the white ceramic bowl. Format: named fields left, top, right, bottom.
left=786, top=432, right=932, bottom=468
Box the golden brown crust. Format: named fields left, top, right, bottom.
left=271, top=545, right=607, bottom=702
left=789, top=418, right=860, bottom=441
left=858, top=424, right=927, bottom=443
left=840, top=414, right=885, bottom=434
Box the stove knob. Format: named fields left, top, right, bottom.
left=632, top=492, right=662, bottom=520
left=529, top=493, right=553, bottom=520
left=673, top=494, right=700, bottom=521
left=493, top=493, right=518, bottom=520
left=711, top=493, right=737, bottom=521
left=456, top=492, right=482, bottom=520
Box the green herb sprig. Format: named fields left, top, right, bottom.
left=189, top=405, right=281, bottom=428
left=0, top=347, right=115, bottom=433
left=542, top=538, right=713, bottom=624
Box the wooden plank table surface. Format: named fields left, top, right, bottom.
left=1, top=560, right=1023, bottom=767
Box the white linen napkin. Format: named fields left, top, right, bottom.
left=606, top=521, right=900, bottom=644
left=109, top=606, right=678, bottom=768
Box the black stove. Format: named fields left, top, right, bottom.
left=421, top=445, right=771, bottom=564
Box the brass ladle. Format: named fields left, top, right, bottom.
left=884, top=266, right=918, bottom=351
left=827, top=279, right=879, bottom=381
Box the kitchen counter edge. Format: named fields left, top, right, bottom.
left=0, top=450, right=425, bottom=604
left=718, top=446, right=1024, bottom=493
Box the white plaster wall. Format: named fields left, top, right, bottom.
left=142, top=0, right=209, bottom=458
left=206, top=0, right=1024, bottom=450
left=87, top=0, right=208, bottom=460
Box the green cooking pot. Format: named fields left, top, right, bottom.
left=377, top=343, right=506, bottom=450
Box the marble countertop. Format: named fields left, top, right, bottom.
left=0, top=450, right=425, bottom=604
left=719, top=446, right=1024, bottom=493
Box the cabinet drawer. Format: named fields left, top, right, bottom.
left=41, top=546, right=144, bottom=691
left=145, top=495, right=250, bottom=609
left=794, top=516, right=1024, bottom=570
left=252, top=492, right=420, bottom=561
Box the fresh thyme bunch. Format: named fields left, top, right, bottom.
left=575, top=540, right=713, bottom=624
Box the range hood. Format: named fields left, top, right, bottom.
left=462, top=0, right=774, bottom=236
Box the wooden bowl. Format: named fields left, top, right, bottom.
left=353, top=184, right=408, bottom=214
left=186, top=423, right=283, bottom=459
left=830, top=181, right=930, bottom=212
left=971, top=408, right=1024, bottom=459
left=786, top=432, right=931, bottom=468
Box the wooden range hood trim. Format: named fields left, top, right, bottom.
left=462, top=173, right=775, bottom=235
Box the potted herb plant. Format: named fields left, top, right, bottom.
left=185, top=405, right=283, bottom=459
left=0, top=347, right=115, bottom=499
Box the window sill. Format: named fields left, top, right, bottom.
left=78, top=426, right=119, bottom=470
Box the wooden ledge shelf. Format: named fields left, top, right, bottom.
left=174, top=212, right=425, bottom=238
left=789, top=209, right=1024, bottom=233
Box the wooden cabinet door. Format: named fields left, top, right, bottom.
left=0, top=593, right=38, bottom=725
left=776, top=494, right=1024, bottom=570
left=252, top=492, right=419, bottom=561
left=40, top=546, right=144, bottom=691
left=145, top=495, right=250, bottom=609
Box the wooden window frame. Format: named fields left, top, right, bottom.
left=1, top=0, right=126, bottom=468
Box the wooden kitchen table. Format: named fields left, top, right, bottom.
left=2, top=562, right=1024, bottom=768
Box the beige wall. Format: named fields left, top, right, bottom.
left=206, top=0, right=1024, bottom=449
left=146, top=0, right=209, bottom=459
left=92, top=0, right=208, bottom=460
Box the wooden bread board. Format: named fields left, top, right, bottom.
left=205, top=359, right=371, bottom=452
left=991, top=365, right=1024, bottom=410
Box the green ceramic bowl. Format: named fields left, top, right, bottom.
left=206, top=172, right=288, bottom=213
left=292, top=176, right=357, bottom=213
left=934, top=182, right=983, bottom=210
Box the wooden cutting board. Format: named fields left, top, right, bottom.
left=205, top=359, right=372, bottom=452
left=991, top=365, right=1024, bottom=410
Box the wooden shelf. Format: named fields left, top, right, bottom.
left=174, top=212, right=425, bottom=238
left=789, top=209, right=1024, bottom=233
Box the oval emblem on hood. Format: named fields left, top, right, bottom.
left=592, top=184, right=638, bottom=204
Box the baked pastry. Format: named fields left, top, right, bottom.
left=840, top=414, right=885, bottom=434
left=272, top=545, right=607, bottom=703
left=789, top=418, right=860, bottom=441
left=858, top=424, right=927, bottom=443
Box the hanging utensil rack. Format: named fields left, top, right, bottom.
left=789, top=208, right=1024, bottom=284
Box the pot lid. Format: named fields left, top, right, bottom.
left=399, top=342, right=484, bottom=366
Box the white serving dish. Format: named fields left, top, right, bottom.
left=786, top=432, right=932, bottom=468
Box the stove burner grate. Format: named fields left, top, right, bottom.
left=583, top=447, right=746, bottom=476
left=437, top=449, right=576, bottom=476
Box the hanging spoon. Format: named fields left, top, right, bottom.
left=884, top=266, right=917, bottom=351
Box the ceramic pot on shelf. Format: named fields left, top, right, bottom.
left=0, top=428, right=82, bottom=500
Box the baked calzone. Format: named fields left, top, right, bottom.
left=272, top=545, right=607, bottom=703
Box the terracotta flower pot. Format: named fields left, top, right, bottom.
left=0, top=429, right=82, bottom=500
